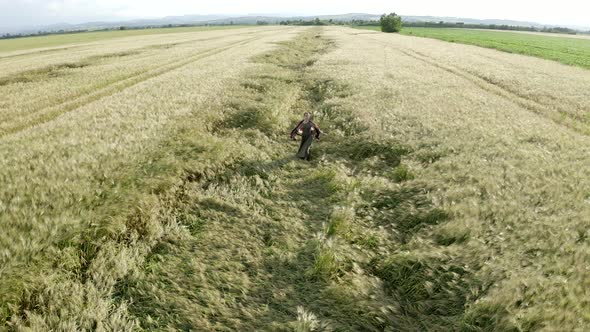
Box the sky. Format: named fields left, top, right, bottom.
left=1, top=0, right=589, bottom=29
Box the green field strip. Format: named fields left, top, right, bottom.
left=354, top=26, right=590, bottom=70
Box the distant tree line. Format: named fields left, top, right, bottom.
left=1, top=18, right=583, bottom=40
left=538, top=26, right=579, bottom=34
left=279, top=18, right=347, bottom=26
left=351, top=19, right=579, bottom=35
left=1, top=29, right=90, bottom=39
left=0, top=23, right=223, bottom=40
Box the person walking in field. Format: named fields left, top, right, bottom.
left=290, top=112, right=322, bottom=161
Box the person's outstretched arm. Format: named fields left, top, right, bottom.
left=313, top=122, right=322, bottom=139
left=290, top=120, right=303, bottom=139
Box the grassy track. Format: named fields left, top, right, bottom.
left=110, top=27, right=590, bottom=330
left=0, top=25, right=249, bottom=53
left=111, top=28, right=481, bottom=331
left=355, top=26, right=590, bottom=70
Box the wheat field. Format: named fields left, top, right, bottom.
left=1, top=26, right=589, bottom=331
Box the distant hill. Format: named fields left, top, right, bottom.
left=315, top=13, right=382, bottom=22
left=1, top=15, right=234, bottom=35
left=1, top=13, right=588, bottom=36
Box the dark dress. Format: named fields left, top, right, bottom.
left=290, top=120, right=321, bottom=160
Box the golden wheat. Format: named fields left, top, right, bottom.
left=1, top=25, right=588, bottom=331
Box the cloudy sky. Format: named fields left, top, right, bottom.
left=1, top=0, right=588, bottom=29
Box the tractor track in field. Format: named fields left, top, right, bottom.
left=0, top=29, right=284, bottom=140
left=365, top=34, right=589, bottom=135
left=0, top=46, right=82, bottom=60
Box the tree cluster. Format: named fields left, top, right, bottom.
left=380, top=13, right=403, bottom=33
